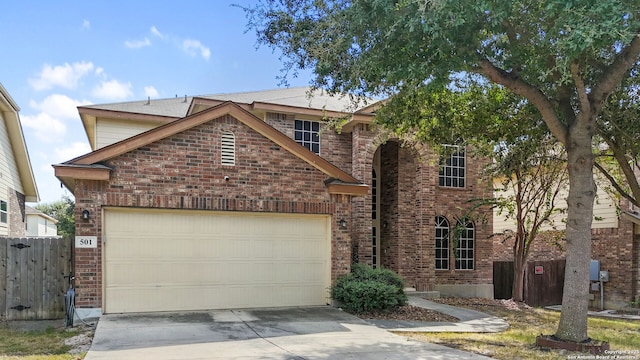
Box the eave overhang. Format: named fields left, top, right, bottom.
left=0, top=84, right=39, bottom=202
left=325, top=179, right=369, bottom=196
left=78, top=107, right=180, bottom=150
left=53, top=164, right=112, bottom=192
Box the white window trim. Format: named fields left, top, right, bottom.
left=435, top=216, right=449, bottom=270
left=439, top=144, right=466, bottom=188
left=455, top=221, right=475, bottom=270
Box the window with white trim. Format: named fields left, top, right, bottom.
left=455, top=220, right=474, bottom=270
left=439, top=145, right=465, bottom=188
left=435, top=216, right=449, bottom=270
left=294, top=120, right=320, bottom=154
left=221, top=131, right=235, bottom=165
left=0, top=200, right=7, bottom=224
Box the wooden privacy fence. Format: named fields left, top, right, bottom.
left=0, top=237, right=71, bottom=320
left=493, top=259, right=565, bottom=307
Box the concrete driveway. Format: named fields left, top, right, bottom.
left=85, top=306, right=492, bottom=360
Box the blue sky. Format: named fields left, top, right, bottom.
left=1, top=1, right=311, bottom=204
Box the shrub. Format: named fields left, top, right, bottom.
left=331, top=263, right=407, bottom=313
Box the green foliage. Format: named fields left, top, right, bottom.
left=331, top=263, right=407, bottom=313
left=243, top=0, right=639, bottom=97
left=35, top=196, right=75, bottom=238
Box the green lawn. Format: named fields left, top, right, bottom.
left=404, top=305, right=640, bottom=360
left=0, top=324, right=85, bottom=360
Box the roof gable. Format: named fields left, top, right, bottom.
left=0, top=84, right=39, bottom=202
left=56, top=102, right=366, bottom=196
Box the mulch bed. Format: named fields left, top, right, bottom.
left=353, top=305, right=459, bottom=322
left=432, top=297, right=532, bottom=312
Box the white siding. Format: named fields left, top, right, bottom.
left=26, top=214, right=58, bottom=237
left=96, top=118, right=158, bottom=149
left=494, top=178, right=619, bottom=234
left=0, top=112, right=24, bottom=236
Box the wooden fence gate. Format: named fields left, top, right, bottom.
left=493, top=259, right=565, bottom=307
left=0, top=237, right=72, bottom=320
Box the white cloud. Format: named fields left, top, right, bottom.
left=150, top=26, right=165, bottom=39
left=54, top=142, right=92, bottom=162
left=28, top=61, right=95, bottom=91
left=29, top=94, right=91, bottom=119
left=182, top=39, right=211, bottom=60
left=82, top=20, right=90, bottom=29
left=125, top=37, right=151, bottom=49
left=144, top=86, right=159, bottom=98
left=92, top=80, right=133, bottom=100
left=21, top=112, right=67, bottom=143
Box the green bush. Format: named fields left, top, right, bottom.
left=331, top=263, right=407, bottom=313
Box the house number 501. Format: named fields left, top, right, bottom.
left=75, top=236, right=98, bottom=248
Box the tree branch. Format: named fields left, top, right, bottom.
left=591, top=34, right=640, bottom=112
left=478, top=59, right=568, bottom=144
left=571, top=61, right=591, bottom=116
left=594, top=161, right=639, bottom=207
left=598, top=135, right=640, bottom=207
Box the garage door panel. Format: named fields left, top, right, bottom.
left=104, top=209, right=330, bottom=313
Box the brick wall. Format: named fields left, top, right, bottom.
left=348, top=129, right=494, bottom=291
left=7, top=189, right=26, bottom=237
left=430, top=149, right=494, bottom=287
left=265, top=112, right=353, bottom=175
left=72, top=114, right=353, bottom=308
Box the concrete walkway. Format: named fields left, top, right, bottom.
left=545, top=305, right=640, bottom=320
left=366, top=296, right=510, bottom=333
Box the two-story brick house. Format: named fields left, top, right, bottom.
left=54, top=87, right=493, bottom=315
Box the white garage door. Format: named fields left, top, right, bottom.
left=103, top=208, right=331, bottom=313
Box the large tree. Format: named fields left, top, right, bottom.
left=244, top=0, right=640, bottom=342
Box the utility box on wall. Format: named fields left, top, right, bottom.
left=589, top=260, right=600, bottom=281
left=599, top=270, right=609, bottom=282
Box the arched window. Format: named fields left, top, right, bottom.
left=435, top=216, right=449, bottom=270
left=221, top=131, right=235, bottom=165
left=455, top=220, right=475, bottom=270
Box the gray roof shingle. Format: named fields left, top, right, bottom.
left=81, top=87, right=374, bottom=117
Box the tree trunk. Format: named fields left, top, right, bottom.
left=512, top=255, right=525, bottom=302
left=555, top=119, right=596, bottom=343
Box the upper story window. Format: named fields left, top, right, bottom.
left=0, top=200, right=7, bottom=224
left=435, top=216, right=449, bottom=270
left=455, top=220, right=475, bottom=270
left=221, top=131, right=235, bottom=166
left=294, top=120, right=320, bottom=155
left=439, top=145, right=465, bottom=188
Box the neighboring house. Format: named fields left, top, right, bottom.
left=0, top=84, right=39, bottom=237
left=25, top=205, right=58, bottom=237
left=54, top=87, right=493, bottom=315
left=494, top=179, right=640, bottom=309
